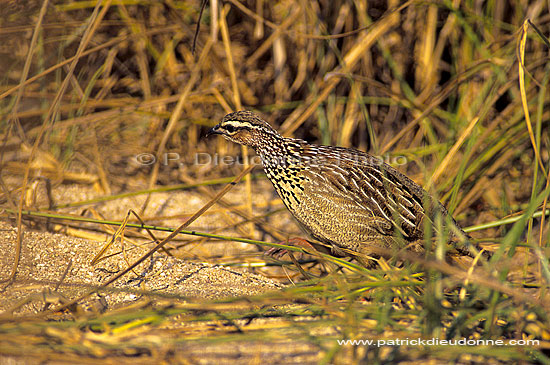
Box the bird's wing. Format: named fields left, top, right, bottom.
left=303, top=145, right=435, bottom=239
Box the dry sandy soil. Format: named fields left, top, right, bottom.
left=0, top=181, right=331, bottom=364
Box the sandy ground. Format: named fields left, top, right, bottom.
left=0, top=220, right=326, bottom=364
left=0, top=178, right=298, bottom=312
left=0, top=220, right=285, bottom=316
left=0, top=181, right=328, bottom=363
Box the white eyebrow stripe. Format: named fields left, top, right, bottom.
left=223, top=121, right=258, bottom=129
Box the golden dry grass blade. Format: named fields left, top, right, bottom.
left=518, top=19, right=547, bottom=176
left=245, top=8, right=301, bottom=68
left=279, top=9, right=400, bottom=136
left=219, top=4, right=255, bottom=237
left=8, top=0, right=49, bottom=128
left=145, top=38, right=214, bottom=201
left=428, top=117, right=480, bottom=187
left=90, top=209, right=132, bottom=265
left=415, top=4, right=438, bottom=102
left=220, top=4, right=242, bottom=110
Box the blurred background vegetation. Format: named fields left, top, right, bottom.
left=1, top=0, right=550, bottom=363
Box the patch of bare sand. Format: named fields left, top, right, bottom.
left=0, top=221, right=283, bottom=316
left=0, top=222, right=324, bottom=364
left=0, top=181, right=326, bottom=364
left=26, top=177, right=302, bottom=259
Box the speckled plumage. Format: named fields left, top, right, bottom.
left=208, top=111, right=480, bottom=259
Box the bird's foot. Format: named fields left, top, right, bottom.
left=265, top=237, right=318, bottom=259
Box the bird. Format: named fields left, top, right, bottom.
left=207, top=110, right=485, bottom=264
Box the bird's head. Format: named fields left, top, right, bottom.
left=206, top=111, right=281, bottom=149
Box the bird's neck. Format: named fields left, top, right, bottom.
left=256, top=135, right=305, bottom=169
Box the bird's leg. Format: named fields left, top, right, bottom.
left=265, top=237, right=328, bottom=259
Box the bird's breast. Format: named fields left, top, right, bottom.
left=263, top=164, right=307, bottom=210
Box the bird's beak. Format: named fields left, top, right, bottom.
left=206, top=124, right=221, bottom=137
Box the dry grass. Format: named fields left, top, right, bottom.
left=1, top=0, right=550, bottom=363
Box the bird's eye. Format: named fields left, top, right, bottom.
left=225, top=124, right=236, bottom=133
